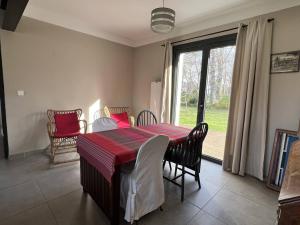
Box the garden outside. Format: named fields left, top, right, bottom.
left=179, top=106, right=228, bottom=160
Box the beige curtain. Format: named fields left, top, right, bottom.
left=223, top=18, right=273, bottom=180
left=160, top=42, right=172, bottom=123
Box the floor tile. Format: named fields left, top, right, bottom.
left=48, top=189, right=109, bottom=225
left=185, top=178, right=223, bottom=208
left=0, top=204, right=56, bottom=225
left=188, top=210, right=227, bottom=225
left=163, top=162, right=224, bottom=208
left=223, top=175, right=279, bottom=209
left=36, top=164, right=81, bottom=200
left=203, top=189, right=276, bottom=225
left=139, top=199, right=200, bottom=225
left=0, top=153, right=279, bottom=225
left=200, top=160, right=231, bottom=187
left=0, top=181, right=45, bottom=220
left=0, top=153, right=51, bottom=190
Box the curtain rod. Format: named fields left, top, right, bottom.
left=161, top=18, right=274, bottom=46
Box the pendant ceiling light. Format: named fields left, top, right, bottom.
left=151, top=0, right=175, bottom=33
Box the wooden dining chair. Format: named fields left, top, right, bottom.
left=163, top=122, right=208, bottom=201
left=137, top=110, right=157, bottom=126
left=137, top=110, right=172, bottom=172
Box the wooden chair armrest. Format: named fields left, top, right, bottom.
left=129, top=116, right=135, bottom=127
left=47, top=122, right=56, bottom=137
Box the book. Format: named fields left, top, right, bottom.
left=279, top=135, right=299, bottom=186
left=275, top=133, right=286, bottom=186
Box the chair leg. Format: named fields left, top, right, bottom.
left=181, top=167, right=185, bottom=202
left=174, top=164, right=178, bottom=177
left=50, top=141, right=55, bottom=163
left=196, top=166, right=201, bottom=189
left=168, top=161, right=172, bottom=172
left=197, top=175, right=201, bottom=189
left=163, top=160, right=166, bottom=170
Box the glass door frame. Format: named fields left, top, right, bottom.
left=171, top=33, right=237, bottom=164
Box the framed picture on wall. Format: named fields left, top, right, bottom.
left=271, top=51, right=300, bottom=74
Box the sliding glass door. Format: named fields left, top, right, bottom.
left=172, top=34, right=237, bottom=163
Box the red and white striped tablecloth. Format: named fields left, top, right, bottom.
left=77, top=124, right=191, bottom=183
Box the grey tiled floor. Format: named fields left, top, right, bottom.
left=0, top=153, right=279, bottom=225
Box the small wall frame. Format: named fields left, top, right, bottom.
left=271, top=51, right=300, bottom=74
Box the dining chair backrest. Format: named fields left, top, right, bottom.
left=133, top=135, right=169, bottom=184
left=137, top=110, right=157, bottom=126
left=183, top=122, right=208, bottom=167
left=92, top=117, right=118, bottom=132
left=103, top=106, right=131, bottom=117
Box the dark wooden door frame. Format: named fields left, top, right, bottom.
left=172, top=33, right=237, bottom=164
left=0, top=0, right=30, bottom=158
left=0, top=39, right=9, bottom=158
left=1, top=0, right=29, bottom=31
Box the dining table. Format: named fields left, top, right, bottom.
left=77, top=123, right=191, bottom=225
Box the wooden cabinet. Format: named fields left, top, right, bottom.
left=278, top=140, right=300, bottom=225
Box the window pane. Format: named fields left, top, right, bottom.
left=174, top=51, right=202, bottom=128
left=202, top=45, right=236, bottom=160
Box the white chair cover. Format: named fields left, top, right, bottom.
left=92, top=117, right=118, bottom=132
left=120, top=135, right=169, bottom=223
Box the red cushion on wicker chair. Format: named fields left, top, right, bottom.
left=111, top=112, right=130, bottom=128
left=54, top=112, right=80, bottom=137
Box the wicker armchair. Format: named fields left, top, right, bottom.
left=47, top=109, right=87, bottom=163
left=103, top=106, right=135, bottom=127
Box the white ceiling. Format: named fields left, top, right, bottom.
left=23, top=0, right=300, bottom=47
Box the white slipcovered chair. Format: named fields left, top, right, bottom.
left=120, top=135, right=169, bottom=223
left=92, top=117, right=118, bottom=132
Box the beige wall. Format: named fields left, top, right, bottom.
left=132, top=44, right=165, bottom=115
left=267, top=6, right=300, bottom=174
left=132, top=6, right=300, bottom=175
left=1, top=17, right=133, bottom=155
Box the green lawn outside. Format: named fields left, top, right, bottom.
left=179, top=106, right=229, bottom=132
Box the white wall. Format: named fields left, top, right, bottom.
left=1, top=17, right=133, bottom=155
left=266, top=6, right=300, bottom=174
left=132, top=44, right=165, bottom=115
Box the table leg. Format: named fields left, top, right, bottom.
left=111, top=165, right=120, bottom=225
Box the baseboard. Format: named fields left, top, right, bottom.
left=8, top=147, right=49, bottom=160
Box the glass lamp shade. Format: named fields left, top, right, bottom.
left=151, top=7, right=175, bottom=33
